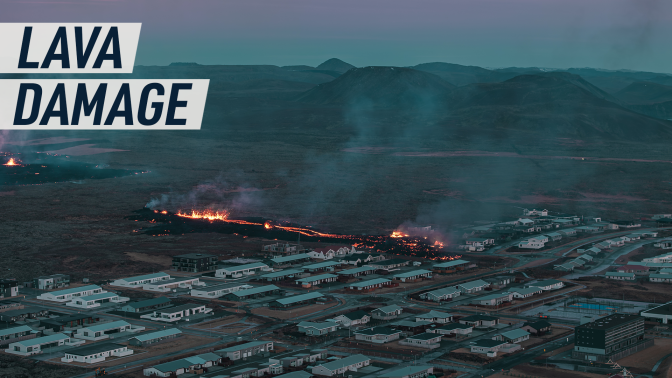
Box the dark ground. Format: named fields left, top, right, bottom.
left=2, top=63, right=672, bottom=281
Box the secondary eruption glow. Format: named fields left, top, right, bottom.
left=4, top=158, right=19, bottom=166
left=142, top=208, right=459, bottom=260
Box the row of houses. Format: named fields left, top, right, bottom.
left=606, top=265, right=672, bottom=283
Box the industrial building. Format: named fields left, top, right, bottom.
left=572, top=314, right=651, bottom=362
left=171, top=253, right=218, bottom=272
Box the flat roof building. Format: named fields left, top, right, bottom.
left=120, top=297, right=171, bottom=313
left=572, top=313, right=651, bottom=362
left=36, top=285, right=104, bottom=302
left=110, top=272, right=171, bottom=288
left=61, top=343, right=132, bottom=364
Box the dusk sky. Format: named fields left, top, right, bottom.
left=2, top=0, right=671, bottom=73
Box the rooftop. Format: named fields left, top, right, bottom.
left=217, top=341, right=270, bottom=352
left=349, top=278, right=390, bottom=288
left=117, top=272, right=170, bottom=283
left=577, top=314, right=642, bottom=330
left=123, top=297, right=170, bottom=309
left=336, top=266, right=376, bottom=275
left=458, top=279, right=489, bottom=290
left=418, top=310, right=453, bottom=319
left=228, top=285, right=279, bottom=297
left=340, top=310, right=369, bottom=320
left=354, top=326, right=400, bottom=336
left=129, top=328, right=182, bottom=342
left=65, top=343, right=126, bottom=357
left=302, top=261, right=341, bottom=270
left=45, top=285, right=102, bottom=296
left=433, top=259, right=470, bottom=268
left=0, top=325, right=33, bottom=338
left=532, top=279, right=563, bottom=287
left=316, top=354, right=370, bottom=371
left=270, top=253, right=310, bottom=264
left=14, top=333, right=69, bottom=347
left=218, top=262, right=269, bottom=272
left=295, top=274, right=337, bottom=283
left=81, top=320, right=130, bottom=332
left=393, top=269, right=432, bottom=279
left=498, top=329, right=530, bottom=340
left=259, top=269, right=304, bottom=279
left=473, top=339, right=508, bottom=348
left=273, top=292, right=324, bottom=305
left=405, top=333, right=441, bottom=341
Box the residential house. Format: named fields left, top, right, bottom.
left=216, top=341, right=274, bottom=361
left=379, top=366, right=434, bottom=378
left=0, top=326, right=36, bottom=347
left=266, top=254, right=312, bottom=268
left=432, top=259, right=473, bottom=273
left=262, top=242, right=303, bottom=256
left=215, top=263, right=271, bottom=278
left=368, top=259, right=411, bottom=270
left=419, top=286, right=461, bottom=302
left=470, top=339, right=518, bottom=356
left=295, top=274, right=338, bottom=288
left=389, top=320, right=433, bottom=334
left=393, top=269, right=432, bottom=283
left=73, top=320, right=144, bottom=341
left=128, top=328, right=182, bottom=346
left=120, top=297, right=171, bottom=313
left=66, top=292, right=130, bottom=309
left=518, top=235, right=549, bottom=249
left=605, top=272, right=636, bottom=281
left=269, top=292, right=324, bottom=309
left=5, top=333, right=82, bottom=356
left=456, top=279, right=490, bottom=294
left=110, top=272, right=171, bottom=288
left=142, top=277, right=204, bottom=292
left=459, top=315, right=499, bottom=328
left=36, top=285, right=105, bottom=302
left=471, top=292, right=513, bottom=307
left=311, top=354, right=370, bottom=376
left=301, top=261, right=341, bottom=273
left=522, top=320, right=552, bottom=336
left=398, top=333, right=442, bottom=349
left=354, top=327, right=401, bottom=344
left=554, top=263, right=575, bottom=272
left=191, top=283, right=252, bottom=298
left=529, top=279, right=564, bottom=291
left=222, top=285, right=282, bottom=301
left=334, top=310, right=370, bottom=327
left=140, top=304, right=212, bottom=322
left=510, top=286, right=542, bottom=299
left=416, top=310, right=453, bottom=324
left=493, top=329, right=530, bottom=343
left=297, top=321, right=339, bottom=336
left=143, top=352, right=222, bottom=377
left=649, top=274, right=672, bottom=283
left=430, top=323, right=473, bottom=336
left=258, top=269, right=306, bottom=282
left=617, top=265, right=650, bottom=275
left=371, top=305, right=403, bottom=320
left=61, top=343, right=132, bottom=364
left=336, top=266, right=376, bottom=278
left=348, top=278, right=393, bottom=292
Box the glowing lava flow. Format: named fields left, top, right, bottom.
left=391, top=231, right=409, bottom=238
left=4, top=158, right=19, bottom=166
left=175, top=209, right=230, bottom=221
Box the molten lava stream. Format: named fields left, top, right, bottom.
left=4, top=158, right=19, bottom=166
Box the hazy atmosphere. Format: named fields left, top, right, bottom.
left=2, top=0, right=671, bottom=72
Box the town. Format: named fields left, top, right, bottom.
left=2, top=209, right=672, bottom=378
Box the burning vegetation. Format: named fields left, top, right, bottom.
left=129, top=208, right=461, bottom=260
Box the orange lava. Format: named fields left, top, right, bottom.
left=4, top=158, right=19, bottom=166
left=391, top=231, right=409, bottom=238
left=176, top=209, right=230, bottom=221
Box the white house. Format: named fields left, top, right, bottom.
left=36, top=285, right=105, bottom=303
left=142, top=277, right=204, bottom=292
left=510, top=287, right=542, bottom=299
left=456, top=279, right=490, bottom=294
left=518, top=235, right=548, bottom=249
left=430, top=323, right=473, bottom=336
left=61, top=343, right=132, bottom=363
left=420, top=287, right=461, bottom=302
left=66, top=292, right=130, bottom=309
left=529, top=279, right=564, bottom=291
left=354, top=327, right=401, bottom=344
left=398, top=333, right=442, bottom=349
left=73, top=320, right=144, bottom=341
left=215, top=263, right=271, bottom=278
left=311, top=354, right=370, bottom=376
left=140, top=303, right=212, bottom=322
left=216, top=341, right=274, bottom=361
left=379, top=366, right=434, bottom=378
left=110, top=272, right=171, bottom=288
left=470, top=339, right=518, bottom=357
left=605, top=272, right=636, bottom=281
left=371, top=305, right=403, bottom=320
left=190, top=283, right=252, bottom=298
left=416, top=310, right=453, bottom=324
left=297, top=321, right=339, bottom=336
left=333, top=310, right=370, bottom=327
left=5, top=333, right=83, bottom=356
left=143, top=352, right=222, bottom=377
